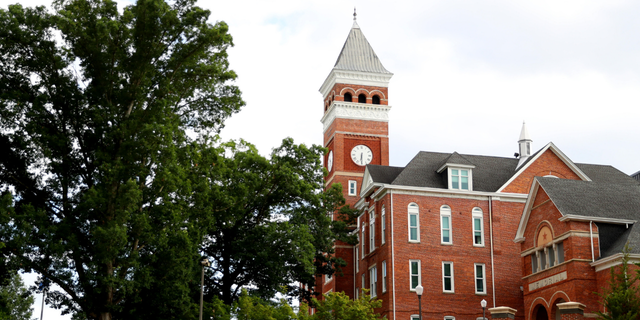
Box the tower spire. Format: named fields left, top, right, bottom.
left=517, top=121, right=532, bottom=168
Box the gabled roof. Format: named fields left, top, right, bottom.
left=514, top=176, right=640, bottom=251
left=333, top=21, right=391, bottom=74
left=496, top=142, right=591, bottom=192
left=537, top=177, right=640, bottom=221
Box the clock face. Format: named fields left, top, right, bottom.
left=351, top=145, right=373, bottom=166
left=327, top=151, right=333, bottom=172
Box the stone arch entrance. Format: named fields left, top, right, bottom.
left=534, top=304, right=549, bottom=320
left=552, top=299, right=566, bottom=320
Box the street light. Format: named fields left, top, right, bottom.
left=415, top=284, right=423, bottom=320
left=200, top=258, right=210, bottom=320
left=481, top=299, right=487, bottom=320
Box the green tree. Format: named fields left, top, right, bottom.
left=233, top=289, right=296, bottom=320
left=187, top=138, right=357, bottom=305
left=298, top=291, right=385, bottom=320
left=0, top=273, right=35, bottom=320
left=596, top=245, right=640, bottom=320
left=0, top=0, right=243, bottom=319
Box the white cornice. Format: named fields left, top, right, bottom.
left=361, top=183, right=527, bottom=202
left=591, top=253, right=640, bottom=272
left=558, top=215, right=636, bottom=225
left=319, top=69, right=393, bottom=98
left=321, top=101, right=391, bottom=133
left=436, top=163, right=476, bottom=174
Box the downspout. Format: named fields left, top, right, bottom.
left=391, top=190, right=396, bottom=320
left=590, top=221, right=595, bottom=262
left=489, top=196, right=496, bottom=308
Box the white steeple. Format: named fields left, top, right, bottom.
left=517, top=122, right=532, bottom=168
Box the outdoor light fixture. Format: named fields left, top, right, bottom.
left=481, top=299, right=487, bottom=320
left=416, top=284, right=423, bottom=320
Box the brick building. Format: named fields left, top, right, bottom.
left=317, top=17, right=640, bottom=320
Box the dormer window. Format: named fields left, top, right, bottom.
left=451, top=169, right=469, bottom=190
left=435, top=153, right=475, bottom=191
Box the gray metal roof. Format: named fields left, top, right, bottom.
left=333, top=21, right=391, bottom=74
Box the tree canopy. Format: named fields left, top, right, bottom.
left=596, top=245, right=640, bottom=320
left=188, top=138, right=356, bottom=305
left=0, top=272, right=34, bottom=320
left=0, top=0, right=243, bottom=318
left=0, top=0, right=356, bottom=318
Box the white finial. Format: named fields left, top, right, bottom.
left=353, top=7, right=357, bottom=21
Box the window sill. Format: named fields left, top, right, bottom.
left=408, top=240, right=420, bottom=244
left=442, top=291, right=455, bottom=294
left=441, top=242, right=453, bottom=246
left=473, top=244, right=485, bottom=248
left=475, top=292, right=488, bottom=296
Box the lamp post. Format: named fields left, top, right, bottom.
left=200, top=258, right=210, bottom=320
left=481, top=299, right=487, bottom=320
left=416, top=284, right=423, bottom=320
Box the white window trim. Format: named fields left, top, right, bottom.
left=381, top=205, right=386, bottom=245
left=448, top=167, right=472, bottom=191
left=474, top=263, right=486, bottom=294
left=369, top=210, right=375, bottom=253
left=382, top=260, right=387, bottom=293
left=411, top=316, right=420, bottom=320
left=348, top=180, right=357, bottom=196
left=445, top=317, right=456, bottom=320
left=442, top=261, right=454, bottom=293
left=325, top=272, right=332, bottom=284
left=369, top=265, right=377, bottom=298
left=409, top=260, right=421, bottom=291
left=441, top=205, right=452, bottom=245
left=408, top=203, right=420, bottom=243
left=472, top=208, right=484, bottom=247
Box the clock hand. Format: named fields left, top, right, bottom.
left=360, top=153, right=363, bottom=164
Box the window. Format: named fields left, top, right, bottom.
left=474, top=264, right=486, bottom=294
left=408, top=203, right=419, bottom=242
left=362, top=273, right=366, bottom=293
left=348, top=180, right=357, bottom=196
left=382, top=260, right=387, bottom=293
left=369, top=210, right=375, bottom=253
left=472, top=208, right=484, bottom=246
left=410, top=260, right=421, bottom=290
left=531, top=241, right=565, bottom=273
left=325, top=272, right=332, bottom=283
left=441, top=205, right=452, bottom=244
left=411, top=316, right=420, bottom=320
left=372, top=95, right=380, bottom=104
left=344, top=92, right=352, bottom=102
left=442, top=262, right=454, bottom=293
left=381, top=206, right=386, bottom=245
left=358, top=94, right=366, bottom=103
left=445, top=317, right=456, bottom=320
left=450, top=168, right=470, bottom=190
left=369, top=266, right=377, bottom=297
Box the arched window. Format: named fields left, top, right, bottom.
left=472, top=207, right=484, bottom=246
left=440, top=205, right=452, bottom=244
left=358, top=94, right=366, bottom=103
left=372, top=95, right=380, bottom=104
left=344, top=92, right=352, bottom=102
left=408, top=203, right=419, bottom=242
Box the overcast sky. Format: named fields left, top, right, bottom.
left=4, top=0, right=640, bottom=318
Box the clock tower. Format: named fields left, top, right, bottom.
left=320, top=16, right=392, bottom=206
left=318, top=14, right=392, bottom=298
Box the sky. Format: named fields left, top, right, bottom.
left=3, top=0, right=640, bottom=319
